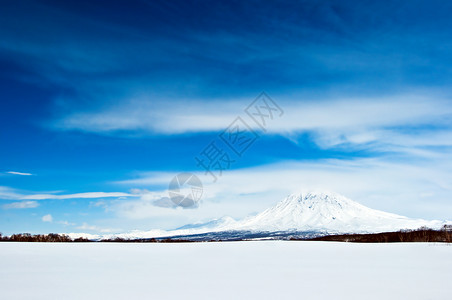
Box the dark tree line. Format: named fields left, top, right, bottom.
left=100, top=237, right=193, bottom=243
left=0, top=233, right=192, bottom=243
left=306, top=225, right=452, bottom=243
left=0, top=233, right=90, bottom=242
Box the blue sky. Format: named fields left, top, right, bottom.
left=1, top=0, right=452, bottom=235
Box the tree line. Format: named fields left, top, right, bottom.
left=306, top=225, right=452, bottom=243
left=0, top=233, right=191, bottom=243
left=0, top=233, right=90, bottom=242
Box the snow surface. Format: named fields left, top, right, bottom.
left=1, top=241, right=451, bottom=300
left=67, top=191, right=449, bottom=240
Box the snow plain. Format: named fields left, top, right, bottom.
left=1, top=241, right=451, bottom=300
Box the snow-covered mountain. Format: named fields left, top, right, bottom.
left=67, top=191, right=449, bottom=240
left=230, top=191, right=445, bottom=233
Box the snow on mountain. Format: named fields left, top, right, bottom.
left=66, top=191, right=448, bottom=240
left=66, top=216, right=238, bottom=241
left=230, top=191, right=445, bottom=233
left=176, top=216, right=237, bottom=231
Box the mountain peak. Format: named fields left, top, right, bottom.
left=284, top=190, right=346, bottom=202
left=277, top=191, right=357, bottom=213
left=234, top=191, right=444, bottom=233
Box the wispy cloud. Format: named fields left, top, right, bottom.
left=52, top=93, right=452, bottom=162
left=54, top=93, right=452, bottom=134
left=21, top=192, right=134, bottom=200
left=2, top=201, right=39, bottom=209
left=6, top=171, right=32, bottom=176
left=0, top=186, right=136, bottom=201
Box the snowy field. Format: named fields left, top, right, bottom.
left=1, top=241, right=451, bottom=300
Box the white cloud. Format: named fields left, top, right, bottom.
left=0, top=187, right=136, bottom=201
left=20, top=192, right=133, bottom=200
left=76, top=223, right=120, bottom=233
left=51, top=92, right=452, bottom=164
left=6, top=171, right=33, bottom=176
left=54, top=97, right=241, bottom=134
left=53, top=93, right=452, bottom=135
left=0, top=187, right=24, bottom=200
left=2, top=201, right=39, bottom=209
left=42, top=214, right=53, bottom=222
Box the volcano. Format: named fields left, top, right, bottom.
left=68, top=191, right=449, bottom=240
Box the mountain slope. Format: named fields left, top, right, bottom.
left=67, top=191, right=448, bottom=240
left=230, top=191, right=445, bottom=233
